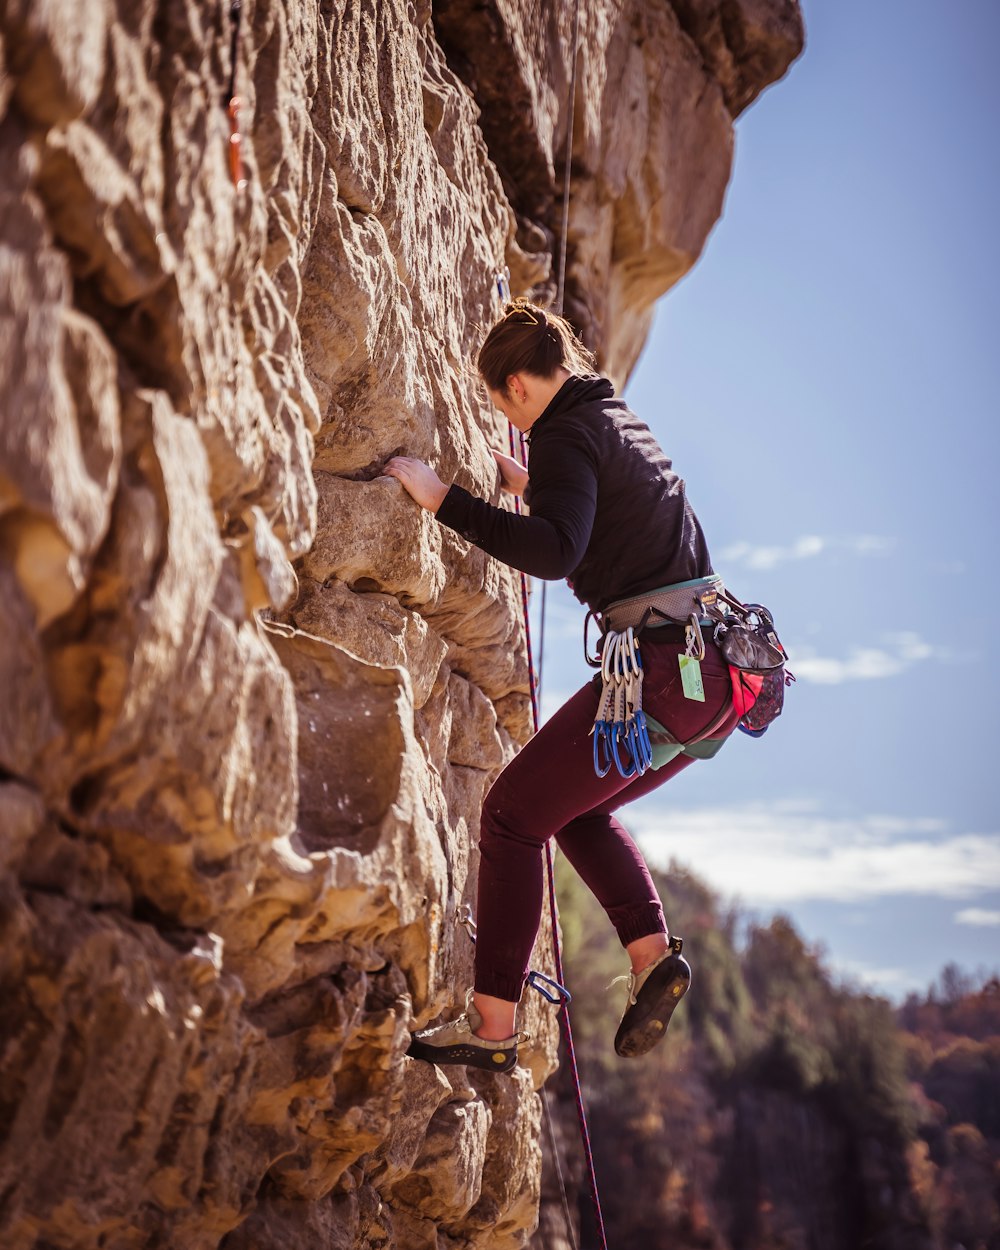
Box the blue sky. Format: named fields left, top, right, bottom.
left=533, top=0, right=1000, bottom=999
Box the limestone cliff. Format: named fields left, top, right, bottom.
left=0, top=2, right=802, bottom=1248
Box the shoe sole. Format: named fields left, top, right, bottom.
left=407, top=1037, right=518, bottom=1073
left=614, top=954, right=691, bottom=1058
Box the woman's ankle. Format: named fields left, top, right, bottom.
left=626, top=931, right=670, bottom=975
left=472, top=991, right=518, bottom=1041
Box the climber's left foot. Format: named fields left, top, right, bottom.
left=614, top=935, right=691, bottom=1058
left=408, top=990, right=528, bottom=1074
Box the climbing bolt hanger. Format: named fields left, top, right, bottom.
left=225, top=0, right=248, bottom=192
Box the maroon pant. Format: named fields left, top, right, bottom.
left=475, top=635, right=740, bottom=1002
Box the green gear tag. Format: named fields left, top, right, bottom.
left=678, top=654, right=705, bottom=702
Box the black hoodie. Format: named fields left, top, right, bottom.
left=435, top=375, right=713, bottom=614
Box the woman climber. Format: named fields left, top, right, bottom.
left=384, top=299, right=747, bottom=1073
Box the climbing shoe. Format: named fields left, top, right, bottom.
left=613, top=935, right=691, bottom=1058
left=407, top=990, right=528, bottom=1074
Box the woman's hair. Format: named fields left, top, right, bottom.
left=477, top=299, right=596, bottom=395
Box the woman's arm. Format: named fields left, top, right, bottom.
left=385, top=437, right=597, bottom=580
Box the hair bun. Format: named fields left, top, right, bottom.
left=478, top=298, right=595, bottom=394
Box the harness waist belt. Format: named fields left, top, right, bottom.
left=601, top=575, right=726, bottom=634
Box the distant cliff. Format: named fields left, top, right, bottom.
left=0, top=2, right=802, bottom=1246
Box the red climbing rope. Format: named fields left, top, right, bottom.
left=501, top=4, right=606, bottom=1244
left=509, top=432, right=609, bottom=1250
left=537, top=1, right=611, bottom=1242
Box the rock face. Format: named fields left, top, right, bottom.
left=0, top=2, right=802, bottom=1248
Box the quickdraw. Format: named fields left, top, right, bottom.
left=457, top=906, right=571, bottom=1005
left=591, top=627, right=654, bottom=779
left=495, top=266, right=512, bottom=305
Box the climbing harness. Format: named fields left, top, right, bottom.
left=224, top=1, right=247, bottom=192
left=588, top=574, right=725, bottom=644
left=587, top=576, right=794, bottom=756
left=587, top=577, right=722, bottom=778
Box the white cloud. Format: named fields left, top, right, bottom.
left=954, top=907, right=1000, bottom=927
left=629, top=797, right=1000, bottom=906
left=835, top=958, right=916, bottom=993
left=718, top=534, right=895, bottom=571
left=788, top=630, right=952, bottom=685
left=718, top=535, right=826, bottom=571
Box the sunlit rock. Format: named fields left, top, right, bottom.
left=0, top=1, right=802, bottom=1246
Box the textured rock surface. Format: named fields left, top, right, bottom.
left=0, top=2, right=802, bottom=1247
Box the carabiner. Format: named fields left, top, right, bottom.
left=527, top=970, right=572, bottom=1004
left=685, top=613, right=706, bottom=661
left=601, top=629, right=620, bottom=686
left=627, top=715, right=652, bottom=773
left=584, top=611, right=604, bottom=668
left=610, top=722, right=637, bottom=779
left=593, top=721, right=614, bottom=777
left=622, top=627, right=639, bottom=674
left=634, top=709, right=654, bottom=771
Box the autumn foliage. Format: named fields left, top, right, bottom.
left=544, top=862, right=1000, bottom=1250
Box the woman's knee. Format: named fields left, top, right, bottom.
left=480, top=771, right=542, bottom=851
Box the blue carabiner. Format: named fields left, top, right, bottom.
left=633, top=718, right=652, bottom=775
left=633, top=709, right=654, bottom=771
left=624, top=719, right=647, bottom=777
left=527, top=970, right=572, bottom=1004
left=593, top=721, right=614, bottom=777
left=611, top=722, right=637, bottom=779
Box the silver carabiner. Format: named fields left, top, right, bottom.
left=685, top=613, right=706, bottom=661
left=623, top=626, right=640, bottom=675
left=584, top=610, right=604, bottom=667
left=601, top=629, right=619, bottom=686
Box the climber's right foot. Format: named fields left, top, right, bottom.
left=614, top=936, right=691, bottom=1058
left=407, top=990, right=527, bottom=1074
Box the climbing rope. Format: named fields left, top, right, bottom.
left=524, top=537, right=610, bottom=1250
left=539, top=0, right=581, bottom=719
left=498, top=4, right=608, bottom=1246
left=545, top=0, right=613, bottom=1239
left=502, top=389, right=606, bottom=1249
